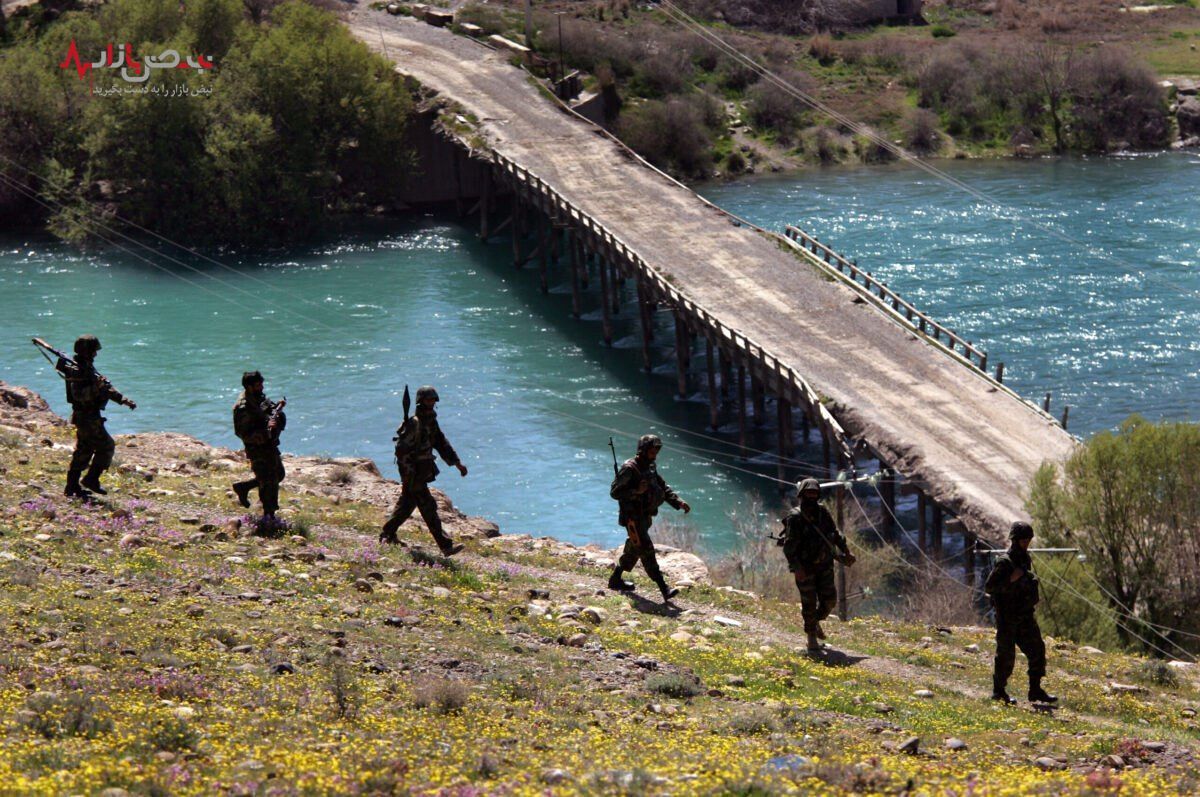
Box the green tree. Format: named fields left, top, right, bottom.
left=1028, top=416, right=1200, bottom=656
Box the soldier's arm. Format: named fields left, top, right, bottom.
left=233, top=404, right=267, bottom=444
left=823, top=509, right=851, bottom=555
left=660, top=475, right=685, bottom=511
left=984, top=559, right=1015, bottom=595
left=432, top=426, right=460, bottom=467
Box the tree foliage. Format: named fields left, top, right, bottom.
left=1028, top=416, right=1200, bottom=656
left=0, top=0, right=415, bottom=243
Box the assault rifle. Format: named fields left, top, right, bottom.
left=31, top=338, right=136, bottom=409
left=267, top=397, right=287, bottom=442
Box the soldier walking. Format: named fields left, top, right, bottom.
left=608, top=434, right=690, bottom=603
left=985, top=521, right=1057, bottom=705
left=232, top=371, right=287, bottom=517
left=60, top=335, right=136, bottom=498
left=379, top=386, right=467, bottom=556
left=778, top=478, right=856, bottom=652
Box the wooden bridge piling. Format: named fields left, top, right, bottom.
left=706, top=341, right=720, bottom=431
left=751, top=376, right=766, bottom=427
left=917, top=492, right=927, bottom=552
left=737, top=364, right=748, bottom=457
left=598, top=251, right=613, bottom=345
left=932, top=503, right=944, bottom=561
left=879, top=468, right=896, bottom=535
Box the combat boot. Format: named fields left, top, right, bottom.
left=806, top=631, right=821, bottom=652
left=814, top=622, right=827, bottom=640
left=656, top=578, right=679, bottom=602
left=1028, top=678, right=1058, bottom=705
left=991, top=678, right=1017, bottom=705
left=80, top=464, right=107, bottom=495
left=607, top=567, right=635, bottom=592
left=64, top=469, right=91, bottom=498
left=439, top=541, right=465, bottom=557
left=233, top=480, right=253, bottom=509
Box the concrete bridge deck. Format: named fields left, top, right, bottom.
left=347, top=10, right=1077, bottom=540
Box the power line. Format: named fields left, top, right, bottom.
left=656, top=0, right=1200, bottom=304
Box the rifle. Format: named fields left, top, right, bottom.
left=31, top=338, right=136, bottom=409
left=608, top=437, right=643, bottom=547
left=267, top=397, right=287, bottom=441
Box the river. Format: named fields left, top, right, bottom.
left=1, top=153, right=1196, bottom=551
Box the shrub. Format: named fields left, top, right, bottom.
left=726, top=150, right=747, bottom=174
left=329, top=660, right=362, bottom=720
left=645, top=672, right=703, bottom=698
left=454, top=2, right=509, bottom=37
left=930, top=24, right=956, bottom=38
left=617, top=96, right=716, bottom=177
left=1137, top=660, right=1181, bottom=689
left=22, top=691, right=113, bottom=740
left=727, top=706, right=779, bottom=735
left=807, top=33, right=838, bottom=65
left=0, top=430, right=24, bottom=448
left=329, top=465, right=354, bottom=485
left=1068, top=48, right=1169, bottom=151
left=718, top=59, right=760, bottom=92
left=746, top=71, right=813, bottom=140
left=412, top=677, right=470, bottom=714
left=901, top=108, right=942, bottom=155
left=144, top=715, right=200, bottom=752
left=633, top=49, right=694, bottom=98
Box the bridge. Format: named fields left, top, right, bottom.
left=347, top=8, right=1077, bottom=554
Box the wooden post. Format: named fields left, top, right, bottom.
left=454, top=147, right=465, bottom=217
left=965, top=532, right=976, bottom=587
left=511, top=193, right=522, bottom=267
left=932, top=503, right=944, bottom=561
left=837, top=484, right=848, bottom=621
left=720, top=350, right=732, bottom=398
left=1043, top=393, right=1051, bottom=413
left=637, top=279, right=653, bottom=372
left=800, top=409, right=810, bottom=445
left=1061, top=406, right=1070, bottom=430
left=537, top=213, right=549, bottom=293
left=598, top=252, right=613, bottom=345
left=879, top=465, right=896, bottom=536
left=917, top=492, right=927, bottom=552
left=674, top=313, right=689, bottom=398
left=737, top=364, right=747, bottom=458
left=479, top=166, right=492, bottom=241
left=777, top=397, right=794, bottom=458
left=751, top=375, right=765, bottom=427
left=823, top=431, right=832, bottom=478
left=995, top=362, right=1005, bottom=384
left=706, top=340, right=719, bottom=431
left=610, top=257, right=622, bottom=316
left=569, top=229, right=581, bottom=318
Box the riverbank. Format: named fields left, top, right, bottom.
left=2, top=381, right=1199, bottom=794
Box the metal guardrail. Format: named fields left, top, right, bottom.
left=784, top=226, right=988, bottom=372
left=490, top=153, right=855, bottom=463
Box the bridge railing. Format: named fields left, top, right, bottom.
left=489, top=152, right=855, bottom=463
left=783, top=226, right=989, bottom=373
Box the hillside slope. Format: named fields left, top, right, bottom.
left=0, top=382, right=1196, bottom=795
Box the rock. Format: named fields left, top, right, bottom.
left=633, top=657, right=658, bottom=670
left=271, top=662, right=296, bottom=675
left=118, top=533, right=144, bottom=549
left=1100, top=754, right=1125, bottom=768
left=528, top=589, right=550, bottom=599
left=669, top=631, right=693, bottom=643
left=1143, top=741, right=1167, bottom=753
left=430, top=587, right=452, bottom=599
left=179, top=517, right=201, bottom=525
left=869, top=702, right=894, bottom=714
left=713, top=615, right=742, bottom=628
left=564, top=633, right=588, bottom=648
left=964, top=644, right=980, bottom=653
left=238, top=592, right=261, bottom=601
left=899, top=736, right=920, bottom=754
left=1079, top=646, right=1104, bottom=655
left=763, top=754, right=809, bottom=773
left=1034, top=757, right=1067, bottom=771
left=541, top=769, right=570, bottom=785
left=944, top=738, right=967, bottom=751
left=173, top=706, right=196, bottom=720
left=1108, top=682, right=1145, bottom=694
left=580, top=607, right=607, bottom=625
left=725, top=674, right=746, bottom=687
left=913, top=689, right=934, bottom=699
left=1178, top=96, right=1200, bottom=139
left=230, top=644, right=254, bottom=654
left=354, top=579, right=374, bottom=594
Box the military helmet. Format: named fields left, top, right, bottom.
left=637, top=434, right=663, bottom=454
left=796, top=477, right=822, bottom=496
left=1009, top=521, right=1034, bottom=541
left=416, top=385, right=439, bottom=403
left=241, top=370, right=264, bottom=388
left=74, top=335, right=101, bottom=356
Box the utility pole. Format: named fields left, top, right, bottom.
left=524, top=0, right=533, bottom=48
left=556, top=12, right=564, bottom=84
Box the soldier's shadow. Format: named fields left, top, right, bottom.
left=810, top=648, right=868, bottom=668
left=626, top=593, right=682, bottom=618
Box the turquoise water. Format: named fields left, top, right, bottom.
left=2, top=154, right=1196, bottom=548
left=702, top=152, right=1200, bottom=433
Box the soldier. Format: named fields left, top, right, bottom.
left=778, top=477, right=856, bottom=652
left=985, top=521, right=1057, bottom=705
left=379, top=386, right=467, bottom=556
left=231, top=371, right=287, bottom=518
left=62, top=335, right=136, bottom=497
left=608, top=434, right=691, bottom=602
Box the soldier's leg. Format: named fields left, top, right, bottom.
left=66, top=423, right=95, bottom=497
left=381, top=487, right=418, bottom=541
left=81, top=422, right=115, bottom=495
left=232, top=477, right=258, bottom=508
left=250, top=457, right=280, bottom=516
left=794, top=572, right=820, bottom=633
left=637, top=527, right=677, bottom=600
left=1017, top=617, right=1055, bottom=702
left=992, top=615, right=1018, bottom=700
left=413, top=483, right=457, bottom=552
left=613, top=535, right=642, bottom=590
left=812, top=567, right=838, bottom=639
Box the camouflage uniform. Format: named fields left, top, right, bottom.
left=232, top=379, right=286, bottom=517
left=63, top=353, right=128, bottom=497
left=985, top=522, right=1053, bottom=703
left=380, top=399, right=462, bottom=553
left=608, top=435, right=685, bottom=600
left=779, top=479, right=851, bottom=640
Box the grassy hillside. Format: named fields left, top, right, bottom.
left=0, top=381, right=1197, bottom=795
